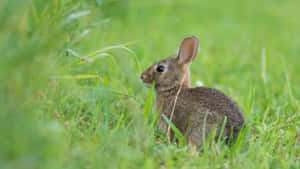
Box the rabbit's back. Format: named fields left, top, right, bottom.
left=184, top=87, right=244, bottom=124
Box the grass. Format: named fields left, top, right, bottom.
left=0, top=0, right=299, bottom=169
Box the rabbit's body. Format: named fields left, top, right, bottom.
left=156, top=86, right=245, bottom=146
left=141, top=36, right=245, bottom=147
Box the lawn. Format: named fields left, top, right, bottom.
left=0, top=0, right=299, bottom=169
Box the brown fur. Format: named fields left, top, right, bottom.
left=140, top=36, right=245, bottom=147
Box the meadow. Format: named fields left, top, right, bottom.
left=0, top=0, right=299, bottom=168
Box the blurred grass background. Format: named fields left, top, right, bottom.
left=0, top=0, right=299, bottom=168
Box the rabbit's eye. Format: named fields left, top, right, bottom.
left=156, top=65, right=165, bottom=72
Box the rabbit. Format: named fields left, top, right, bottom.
left=140, top=36, right=246, bottom=148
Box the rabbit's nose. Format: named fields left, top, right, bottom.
left=140, top=74, right=146, bottom=80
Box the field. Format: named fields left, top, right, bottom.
left=1, top=0, right=299, bottom=168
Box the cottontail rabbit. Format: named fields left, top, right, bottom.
left=140, top=36, right=245, bottom=147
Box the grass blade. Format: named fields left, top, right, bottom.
left=162, top=114, right=186, bottom=147
left=143, top=82, right=155, bottom=124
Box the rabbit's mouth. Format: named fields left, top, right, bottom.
left=143, top=82, right=152, bottom=88
left=140, top=73, right=153, bottom=88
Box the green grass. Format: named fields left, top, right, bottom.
left=1, top=0, right=299, bottom=168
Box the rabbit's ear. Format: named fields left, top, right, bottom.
left=177, top=36, right=199, bottom=65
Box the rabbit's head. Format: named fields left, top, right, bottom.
left=141, top=36, right=199, bottom=92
